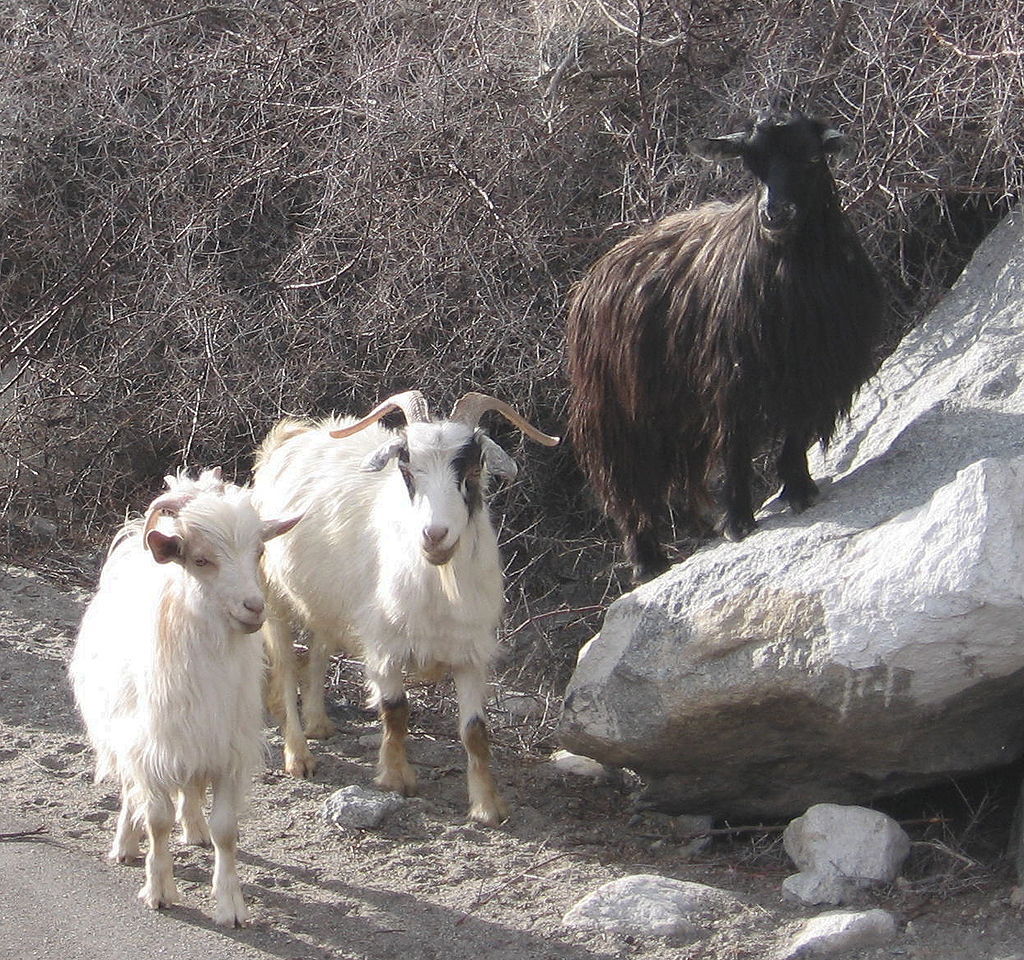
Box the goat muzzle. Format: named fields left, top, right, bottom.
left=423, top=543, right=457, bottom=566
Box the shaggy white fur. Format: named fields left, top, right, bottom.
left=71, top=469, right=299, bottom=926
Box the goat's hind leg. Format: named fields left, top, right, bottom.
left=139, top=790, right=179, bottom=910
left=300, top=631, right=337, bottom=741
left=777, top=432, right=819, bottom=514
left=177, top=775, right=211, bottom=847
left=454, top=664, right=508, bottom=827
left=208, top=774, right=247, bottom=927
left=611, top=497, right=668, bottom=584
left=265, top=612, right=317, bottom=778
left=609, top=456, right=671, bottom=583
left=368, top=663, right=417, bottom=797
left=109, top=779, right=143, bottom=863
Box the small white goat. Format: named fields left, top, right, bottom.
left=70, top=468, right=300, bottom=926
left=252, top=391, right=558, bottom=826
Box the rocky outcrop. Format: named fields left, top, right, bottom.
left=559, top=209, right=1024, bottom=818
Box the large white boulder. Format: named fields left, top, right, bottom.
left=559, top=209, right=1024, bottom=818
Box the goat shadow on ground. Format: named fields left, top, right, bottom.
left=156, top=844, right=603, bottom=960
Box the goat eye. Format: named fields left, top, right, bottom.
left=193, top=557, right=210, bottom=567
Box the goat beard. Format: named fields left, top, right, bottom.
left=436, top=555, right=461, bottom=604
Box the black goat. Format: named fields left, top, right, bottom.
left=566, top=109, right=885, bottom=582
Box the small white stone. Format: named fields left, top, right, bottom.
left=783, top=804, right=910, bottom=905
left=548, top=749, right=611, bottom=780
left=782, top=871, right=853, bottom=907
left=778, top=909, right=898, bottom=959
left=322, top=784, right=404, bottom=829
left=562, top=874, right=741, bottom=939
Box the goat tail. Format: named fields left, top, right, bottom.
left=253, top=418, right=315, bottom=472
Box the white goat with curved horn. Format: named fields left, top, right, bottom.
left=252, top=391, right=559, bottom=826
left=71, top=468, right=301, bottom=925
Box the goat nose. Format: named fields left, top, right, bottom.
left=423, top=524, right=448, bottom=546
left=763, top=200, right=796, bottom=226
left=243, top=597, right=265, bottom=616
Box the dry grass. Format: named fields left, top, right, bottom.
left=2, top=1, right=1023, bottom=692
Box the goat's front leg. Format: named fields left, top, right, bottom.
left=264, top=612, right=316, bottom=778
left=722, top=426, right=756, bottom=541
left=454, top=664, right=508, bottom=827
left=139, top=790, right=179, bottom=910
left=367, top=663, right=417, bottom=797
left=208, top=774, right=247, bottom=927
left=777, top=431, right=819, bottom=513
left=177, top=775, right=211, bottom=847
left=109, top=779, right=143, bottom=863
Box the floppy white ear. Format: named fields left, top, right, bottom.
left=146, top=529, right=184, bottom=565
left=362, top=437, right=408, bottom=472
left=479, top=435, right=517, bottom=481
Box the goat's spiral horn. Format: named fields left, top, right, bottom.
left=450, top=392, right=560, bottom=446
left=329, top=390, right=431, bottom=440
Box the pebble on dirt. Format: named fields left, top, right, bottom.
left=321, top=784, right=405, bottom=830
left=548, top=749, right=613, bottom=780
left=777, top=909, right=898, bottom=959
left=561, top=873, right=742, bottom=940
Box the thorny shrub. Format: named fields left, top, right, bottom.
left=1, top=0, right=1022, bottom=692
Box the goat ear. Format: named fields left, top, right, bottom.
left=688, top=132, right=747, bottom=162
left=479, top=435, right=517, bottom=481
left=146, top=529, right=183, bottom=565
left=362, top=437, right=407, bottom=472
left=821, top=128, right=853, bottom=159
left=261, top=514, right=303, bottom=541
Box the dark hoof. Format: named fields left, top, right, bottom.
left=631, top=558, right=671, bottom=585
left=722, top=515, right=756, bottom=542
left=781, top=480, right=820, bottom=514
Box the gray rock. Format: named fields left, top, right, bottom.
left=559, top=210, right=1024, bottom=818
left=778, top=909, right=898, bottom=958
left=562, top=874, right=741, bottom=939
left=495, top=690, right=548, bottom=719
left=782, top=804, right=910, bottom=905
left=321, top=784, right=404, bottom=829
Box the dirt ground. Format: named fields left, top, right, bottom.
left=2, top=560, right=1023, bottom=960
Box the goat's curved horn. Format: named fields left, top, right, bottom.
left=450, top=393, right=560, bottom=446
left=329, top=390, right=431, bottom=440
left=141, top=491, right=196, bottom=544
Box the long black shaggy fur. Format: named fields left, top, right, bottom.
left=566, top=109, right=885, bottom=582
